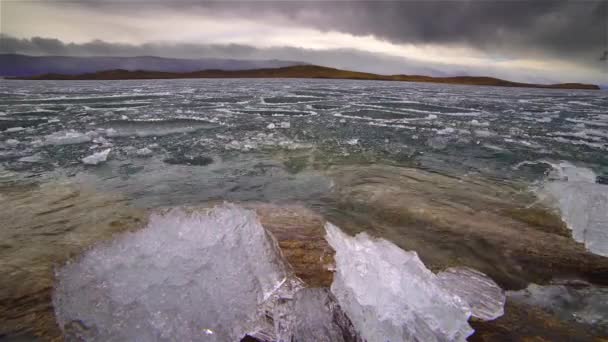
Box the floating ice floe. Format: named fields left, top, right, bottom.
left=267, top=123, right=276, bottom=129
left=135, top=147, right=153, bottom=157
left=82, top=149, right=111, bottom=165
left=537, top=161, right=608, bottom=256
left=5, top=139, right=19, bottom=146
left=18, top=154, right=43, bottom=163
left=325, top=223, right=504, bottom=342
left=5, top=126, right=24, bottom=133
left=436, top=127, right=456, bottom=135
left=280, top=121, right=291, bottom=129
left=42, top=131, right=92, bottom=146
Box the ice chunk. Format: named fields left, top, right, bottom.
left=546, top=161, right=597, bottom=183
left=5, top=139, right=19, bottom=146
left=135, top=147, right=153, bottom=157
left=82, top=149, right=111, bottom=165
left=290, top=288, right=361, bottom=342
left=53, top=205, right=301, bottom=342
left=267, top=123, right=276, bottom=129
left=537, top=162, right=608, bottom=256
left=541, top=181, right=608, bottom=256
left=325, top=222, right=475, bottom=342
left=437, top=267, right=505, bottom=321
left=280, top=122, right=291, bottom=129
left=18, top=154, right=43, bottom=163
left=43, top=131, right=91, bottom=145
left=346, top=138, right=359, bottom=145
left=436, top=127, right=455, bottom=135
left=5, top=126, right=24, bottom=132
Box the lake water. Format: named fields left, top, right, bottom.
left=1, top=79, right=607, bottom=340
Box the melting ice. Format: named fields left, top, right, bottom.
left=538, top=161, right=608, bottom=256
left=54, top=205, right=505, bottom=341
left=325, top=223, right=504, bottom=342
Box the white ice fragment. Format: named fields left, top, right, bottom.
left=280, top=121, right=291, bottom=129
left=346, top=138, right=359, bottom=145
left=43, top=131, right=91, bottom=146
left=546, top=161, right=597, bottom=183
left=135, top=147, right=153, bottom=157
left=436, top=127, right=455, bottom=135
left=5, top=127, right=24, bottom=133
left=18, top=154, right=42, bottom=163
left=437, top=267, right=505, bottom=321
left=325, top=223, right=476, bottom=342
left=53, top=205, right=301, bottom=342
left=541, top=181, right=608, bottom=256
left=82, top=149, right=111, bottom=165
left=470, top=119, right=489, bottom=127
left=5, top=139, right=19, bottom=146
left=474, top=129, right=494, bottom=137
left=289, top=288, right=360, bottom=342
left=267, top=123, right=276, bottom=129
left=537, top=162, right=608, bottom=256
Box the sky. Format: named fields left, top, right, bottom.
left=1, top=0, right=607, bottom=84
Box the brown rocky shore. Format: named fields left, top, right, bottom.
left=1, top=178, right=607, bottom=341
left=11, top=65, right=600, bottom=90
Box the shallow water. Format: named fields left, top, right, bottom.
left=1, top=78, right=607, bottom=340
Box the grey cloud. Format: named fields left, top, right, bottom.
left=66, top=1, right=608, bottom=68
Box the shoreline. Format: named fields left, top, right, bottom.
left=7, top=65, right=600, bottom=90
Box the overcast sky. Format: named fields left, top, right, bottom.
left=1, top=1, right=607, bottom=84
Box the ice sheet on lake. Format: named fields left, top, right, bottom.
left=325, top=222, right=505, bottom=342
left=53, top=205, right=302, bottom=342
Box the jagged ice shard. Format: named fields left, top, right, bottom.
left=54, top=204, right=504, bottom=342
left=539, top=162, right=608, bottom=257
left=325, top=222, right=505, bottom=342
left=53, top=205, right=300, bottom=342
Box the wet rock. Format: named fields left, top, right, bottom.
left=163, top=155, right=213, bottom=166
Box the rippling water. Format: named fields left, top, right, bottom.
left=1, top=79, right=607, bottom=340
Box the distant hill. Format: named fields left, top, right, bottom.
left=0, top=54, right=302, bottom=77
left=12, top=65, right=600, bottom=90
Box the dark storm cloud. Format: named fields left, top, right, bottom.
left=67, top=0, right=607, bottom=66
left=0, top=35, right=257, bottom=58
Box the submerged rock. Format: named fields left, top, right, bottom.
left=163, top=155, right=213, bottom=166
left=507, top=280, right=608, bottom=335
